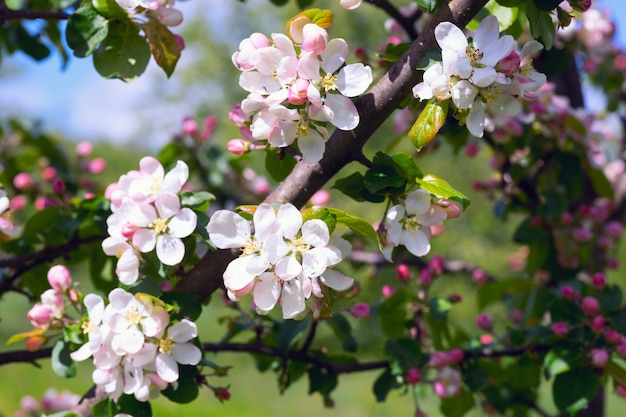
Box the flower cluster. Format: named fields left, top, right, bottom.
left=26, top=266, right=74, bottom=335
left=230, top=16, right=373, bottom=164
left=412, top=15, right=546, bottom=137
left=382, top=189, right=451, bottom=260
left=206, top=203, right=354, bottom=318
left=15, top=389, right=80, bottom=417
left=116, top=0, right=183, bottom=27
left=102, top=157, right=197, bottom=285
left=70, top=288, right=202, bottom=401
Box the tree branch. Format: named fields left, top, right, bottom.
left=0, top=347, right=52, bottom=366
left=175, top=0, right=491, bottom=300
left=0, top=1, right=69, bottom=25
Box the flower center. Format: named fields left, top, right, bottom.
left=159, top=336, right=174, bottom=355
left=81, top=318, right=95, bottom=334
left=404, top=216, right=422, bottom=231
left=482, top=85, right=500, bottom=103
left=321, top=73, right=338, bottom=92
left=125, top=305, right=142, bottom=326
left=242, top=238, right=260, bottom=257
left=466, top=45, right=483, bottom=65
left=292, top=236, right=311, bottom=254
left=151, top=218, right=168, bottom=235
left=151, top=175, right=163, bottom=193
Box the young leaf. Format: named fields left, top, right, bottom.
left=142, top=19, right=181, bottom=78
left=526, top=0, right=555, bottom=50
left=66, top=4, right=109, bottom=57
left=323, top=207, right=379, bottom=245
left=92, top=0, right=128, bottom=18
left=51, top=339, right=77, bottom=378
left=416, top=174, right=470, bottom=210
left=408, top=99, right=449, bottom=151
left=93, top=19, right=151, bottom=81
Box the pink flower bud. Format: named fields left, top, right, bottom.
left=618, top=340, right=626, bottom=357
left=591, top=315, right=606, bottom=333
left=591, top=272, right=606, bottom=289
left=561, top=285, right=579, bottom=301
left=301, top=24, right=328, bottom=54
left=509, top=309, right=524, bottom=325
left=214, top=387, right=231, bottom=402
left=27, top=303, right=53, bottom=328
left=381, top=285, right=395, bottom=299
left=405, top=368, right=421, bottom=384
left=498, top=50, right=521, bottom=76
left=440, top=201, right=461, bottom=219
left=476, top=313, right=493, bottom=331
left=182, top=117, right=198, bottom=136
left=465, top=142, right=479, bottom=158
left=605, top=330, right=622, bottom=344
left=616, top=384, right=626, bottom=398
left=229, top=104, right=248, bottom=127
left=581, top=296, right=600, bottom=316
left=34, top=197, right=57, bottom=210
left=447, top=293, right=462, bottom=303
left=51, top=179, right=65, bottom=194
left=551, top=322, right=569, bottom=336
left=87, top=158, right=106, bottom=174
left=252, top=177, right=270, bottom=196
left=173, top=34, right=185, bottom=51
left=447, top=349, right=464, bottom=364
left=47, top=265, right=72, bottom=292
left=350, top=302, right=371, bottom=319
left=121, top=222, right=139, bottom=240
left=472, top=268, right=488, bottom=285
left=608, top=258, right=619, bottom=270
left=75, top=141, right=93, bottom=157
left=428, top=255, right=445, bottom=275
left=10, top=195, right=26, bottom=211
left=396, top=264, right=410, bottom=283
left=590, top=348, right=609, bottom=368
left=604, top=221, right=623, bottom=239
left=429, top=351, right=450, bottom=369
left=161, top=281, right=173, bottom=292
left=288, top=79, right=310, bottom=105
left=309, top=190, right=330, bottom=206
left=42, top=166, right=57, bottom=182
left=227, top=139, right=250, bottom=155
left=68, top=288, right=79, bottom=303
left=418, top=269, right=432, bottom=286
left=614, top=54, right=626, bottom=71
left=13, top=173, right=33, bottom=190
left=570, top=0, right=592, bottom=12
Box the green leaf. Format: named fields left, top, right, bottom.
left=532, top=0, right=561, bottom=11
left=553, top=368, right=599, bottom=415
left=486, top=0, right=519, bottom=31
left=277, top=318, right=310, bottom=351
left=265, top=147, right=296, bottom=182
left=606, top=359, right=626, bottom=386
left=308, top=366, right=338, bottom=396
left=513, top=217, right=549, bottom=244
left=428, top=296, right=452, bottom=321
left=15, top=24, right=50, bottom=61
left=414, top=0, right=442, bottom=12
left=391, top=152, right=424, bottom=182
left=378, top=288, right=411, bottom=339
left=332, top=172, right=386, bottom=203
left=323, top=207, right=379, bottom=244
left=327, top=314, right=358, bottom=353
left=586, top=163, right=614, bottom=199
left=160, top=292, right=202, bottom=322
left=180, top=191, right=215, bottom=208
left=526, top=0, right=555, bottom=49
left=440, top=388, right=475, bottom=417
left=162, top=365, right=199, bottom=403
left=92, top=0, right=128, bottom=18
left=66, top=4, right=109, bottom=57
left=51, top=339, right=77, bottom=378
left=544, top=347, right=584, bottom=378
left=93, top=19, right=150, bottom=81
left=142, top=19, right=181, bottom=78
left=372, top=369, right=400, bottom=402
left=117, top=394, right=152, bottom=417
left=408, top=99, right=449, bottom=151
left=91, top=398, right=119, bottom=417
left=384, top=338, right=424, bottom=370
left=477, top=277, right=534, bottom=310
left=416, top=174, right=470, bottom=210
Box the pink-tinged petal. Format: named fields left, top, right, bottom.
left=139, top=157, right=164, bottom=179
left=302, top=219, right=329, bottom=247
left=275, top=255, right=303, bottom=281
left=127, top=343, right=158, bottom=368
left=466, top=102, right=485, bottom=138
left=471, top=67, right=497, bottom=87
left=301, top=23, right=328, bottom=54
left=405, top=189, right=432, bottom=215
left=108, top=287, right=134, bottom=310
left=168, top=319, right=198, bottom=342
left=435, top=22, right=467, bottom=54
left=297, top=52, right=321, bottom=80
left=268, top=120, right=298, bottom=148
left=172, top=342, right=202, bottom=365
left=521, top=40, right=543, bottom=61
left=239, top=71, right=281, bottom=95
left=142, top=306, right=169, bottom=337
left=223, top=257, right=257, bottom=292
left=155, top=192, right=180, bottom=220
left=133, top=229, right=156, bottom=253
left=128, top=203, right=157, bottom=227
left=276, top=204, right=302, bottom=238
left=102, top=236, right=128, bottom=256
left=320, top=38, right=348, bottom=74
left=94, top=345, right=122, bottom=370
left=336, top=63, right=372, bottom=97
left=310, top=276, right=323, bottom=298
left=319, top=269, right=354, bottom=291
left=340, top=0, right=362, bottom=9
left=168, top=208, right=197, bottom=238
left=155, top=352, right=179, bottom=382
left=324, top=94, right=359, bottom=130
left=156, top=234, right=185, bottom=266
left=162, top=161, right=188, bottom=194
left=84, top=294, right=105, bottom=322
left=298, top=128, right=326, bottom=164
left=281, top=279, right=306, bottom=319
left=254, top=272, right=281, bottom=311
left=302, top=247, right=331, bottom=278
left=253, top=47, right=284, bottom=74
left=402, top=228, right=431, bottom=257
left=481, top=35, right=515, bottom=67
left=206, top=210, right=250, bottom=249
left=271, top=33, right=296, bottom=56
left=70, top=343, right=95, bottom=362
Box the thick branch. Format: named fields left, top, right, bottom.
left=0, top=1, right=69, bottom=24
left=175, top=0, right=490, bottom=300
left=0, top=347, right=52, bottom=366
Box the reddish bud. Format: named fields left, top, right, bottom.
left=509, top=309, right=524, bottom=325
left=429, top=351, right=450, bottom=369
left=590, top=348, right=609, bottom=368
left=13, top=173, right=33, bottom=190
left=591, top=272, right=606, bottom=289
left=591, top=315, right=606, bottom=333
left=440, top=201, right=461, bottom=219
left=561, top=212, right=573, bottom=226
left=52, top=178, right=65, bottom=194
left=497, top=50, right=521, bottom=76
left=381, top=285, right=395, bottom=299
left=26, top=336, right=47, bottom=352
left=581, top=296, right=600, bottom=316
left=214, top=387, right=231, bottom=402
left=447, top=349, right=464, bottom=364
left=561, top=285, right=579, bottom=301
left=428, top=255, right=445, bottom=275
left=47, top=265, right=72, bottom=292
left=476, top=313, right=493, bottom=331
left=605, top=330, right=622, bottom=344
left=42, top=166, right=57, bottom=182
left=87, top=158, right=106, bottom=174
left=447, top=293, right=462, bottom=303
left=350, top=302, right=371, bottom=319
left=396, top=264, right=411, bottom=282
left=465, top=142, right=479, bottom=158
left=472, top=269, right=488, bottom=285
left=616, top=384, right=626, bottom=398
left=551, top=322, right=569, bottom=337
left=418, top=269, right=432, bottom=286
left=227, top=139, right=250, bottom=155
left=405, top=368, right=421, bottom=384
left=173, top=34, right=185, bottom=51
left=608, top=258, right=619, bottom=270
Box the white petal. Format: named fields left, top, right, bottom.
left=264, top=233, right=291, bottom=265
left=133, top=229, right=156, bottom=253
left=276, top=204, right=302, bottom=238
left=168, top=319, right=198, bottom=343
left=471, top=67, right=497, bottom=87
left=155, top=192, right=180, bottom=220
left=324, top=94, right=359, bottom=130
left=466, top=102, right=485, bottom=137
left=403, top=228, right=431, bottom=257
left=155, top=352, right=179, bottom=383
left=253, top=272, right=281, bottom=311
left=172, top=342, right=202, bottom=365
left=451, top=80, right=478, bottom=109
left=298, top=128, right=326, bottom=164
left=253, top=203, right=278, bottom=241
left=156, top=234, right=185, bottom=266
left=473, top=16, right=499, bottom=52
left=223, top=257, right=257, bottom=292
left=405, top=189, right=432, bottom=216
left=336, top=64, right=372, bottom=97
left=281, top=279, right=306, bottom=319
left=481, top=36, right=515, bottom=67
left=168, top=208, right=197, bottom=238
left=319, top=269, right=354, bottom=291
left=206, top=210, right=250, bottom=249
left=320, top=38, right=348, bottom=74
left=275, top=255, right=302, bottom=280
left=297, top=51, right=321, bottom=80
left=162, top=161, right=188, bottom=194
left=302, top=247, right=330, bottom=278
left=302, top=219, right=329, bottom=247
left=435, top=22, right=467, bottom=54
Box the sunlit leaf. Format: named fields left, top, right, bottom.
left=408, top=99, right=448, bottom=151
left=142, top=19, right=181, bottom=78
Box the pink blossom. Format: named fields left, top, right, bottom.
left=405, top=368, right=421, bottom=384
left=605, top=330, right=622, bottom=344
left=173, top=34, right=185, bottom=51
left=551, top=322, right=569, bottom=337
left=310, top=190, right=330, bottom=206
left=227, top=139, right=250, bottom=155
left=428, top=254, right=445, bottom=275
left=52, top=178, right=65, bottom=194
left=88, top=158, right=107, bottom=174
left=581, top=296, right=600, bottom=315
left=591, top=272, right=606, bottom=289
left=472, top=268, right=488, bottom=285
left=476, top=313, right=493, bottom=331
left=447, top=349, right=464, bottom=364
left=433, top=367, right=462, bottom=398
left=590, top=349, right=609, bottom=368
left=42, top=166, right=57, bottom=181
left=396, top=264, right=410, bottom=282
left=27, top=303, right=53, bottom=328
left=181, top=117, right=198, bottom=136
left=10, top=194, right=26, bottom=211
left=381, top=285, right=395, bottom=299
left=561, top=285, right=579, bottom=301
left=47, top=265, right=72, bottom=292
left=76, top=141, right=93, bottom=157
left=13, top=173, right=33, bottom=190
left=497, top=50, right=520, bottom=76
left=591, top=316, right=606, bottom=333
left=429, top=351, right=450, bottom=369
left=418, top=269, right=432, bottom=286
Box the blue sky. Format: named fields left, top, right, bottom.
left=0, top=0, right=624, bottom=148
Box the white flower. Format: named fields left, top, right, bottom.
left=71, top=294, right=109, bottom=362
left=154, top=319, right=202, bottom=383
left=413, top=63, right=451, bottom=101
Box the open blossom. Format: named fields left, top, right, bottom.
left=0, top=189, right=20, bottom=237
left=383, top=189, right=447, bottom=260
left=232, top=21, right=372, bottom=164
left=207, top=203, right=353, bottom=319
left=71, top=288, right=201, bottom=402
